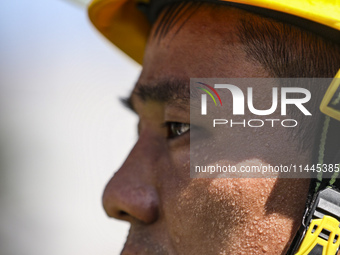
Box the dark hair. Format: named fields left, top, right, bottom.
left=237, top=15, right=340, bottom=152
left=153, top=1, right=340, bottom=154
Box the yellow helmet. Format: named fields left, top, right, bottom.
left=88, top=0, right=340, bottom=64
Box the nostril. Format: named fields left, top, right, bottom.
left=119, top=210, right=128, bottom=217
left=118, top=210, right=131, bottom=221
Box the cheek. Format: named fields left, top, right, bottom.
left=160, top=179, right=239, bottom=253
left=160, top=176, right=269, bottom=253
left=160, top=173, right=308, bottom=254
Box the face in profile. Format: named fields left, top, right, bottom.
left=102, top=5, right=311, bottom=255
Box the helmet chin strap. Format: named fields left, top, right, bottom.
left=287, top=71, right=340, bottom=255
left=315, top=69, right=340, bottom=191
left=314, top=116, right=340, bottom=191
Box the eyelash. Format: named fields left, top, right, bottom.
left=164, top=122, right=190, bottom=139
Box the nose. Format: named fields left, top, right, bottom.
left=102, top=136, right=160, bottom=224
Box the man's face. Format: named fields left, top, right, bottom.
left=103, top=6, right=311, bottom=255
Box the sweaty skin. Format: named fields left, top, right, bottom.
left=103, top=6, right=312, bottom=255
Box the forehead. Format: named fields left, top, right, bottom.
left=137, top=5, right=269, bottom=85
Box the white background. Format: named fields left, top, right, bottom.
left=0, top=0, right=140, bottom=254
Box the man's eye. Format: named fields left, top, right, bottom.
left=166, top=122, right=190, bottom=139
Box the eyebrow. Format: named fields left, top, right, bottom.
left=121, top=78, right=191, bottom=112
